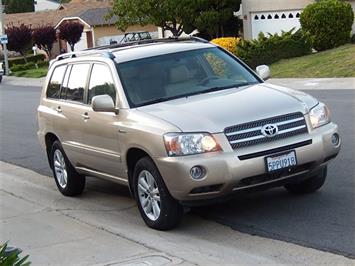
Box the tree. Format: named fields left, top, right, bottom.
left=300, top=0, right=354, bottom=51
left=58, top=21, right=84, bottom=51
left=108, top=0, right=241, bottom=38
left=4, top=0, right=34, bottom=14
left=5, top=24, right=32, bottom=62
left=32, top=26, right=57, bottom=58
left=108, top=0, right=194, bottom=37
left=192, top=0, right=241, bottom=39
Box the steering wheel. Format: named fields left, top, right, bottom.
left=198, top=75, right=220, bottom=86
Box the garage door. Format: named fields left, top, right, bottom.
left=251, top=10, right=302, bottom=39
left=67, top=31, right=88, bottom=51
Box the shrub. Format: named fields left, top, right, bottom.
left=0, top=243, right=30, bottom=266
left=300, top=0, right=354, bottom=51
left=9, top=54, right=45, bottom=67
left=236, top=29, right=312, bottom=69
left=210, top=37, right=240, bottom=54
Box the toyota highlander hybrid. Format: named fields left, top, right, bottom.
left=37, top=37, right=341, bottom=230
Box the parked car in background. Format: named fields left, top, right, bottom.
left=37, top=37, right=341, bottom=230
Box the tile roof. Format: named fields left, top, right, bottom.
left=76, top=7, right=117, bottom=26
left=4, top=0, right=113, bottom=28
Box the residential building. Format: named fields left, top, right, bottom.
left=34, top=0, right=60, bottom=12
left=241, top=0, right=355, bottom=40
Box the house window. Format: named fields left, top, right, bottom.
left=267, top=14, right=272, bottom=19
left=281, top=13, right=286, bottom=19
left=289, top=13, right=294, bottom=18
left=254, top=15, right=259, bottom=20
left=261, top=15, right=266, bottom=19
left=296, top=13, right=300, bottom=18
left=274, top=14, right=279, bottom=19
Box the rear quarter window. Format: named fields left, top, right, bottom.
left=46, top=65, right=66, bottom=99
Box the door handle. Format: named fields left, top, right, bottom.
left=55, top=106, right=62, bottom=113
left=81, top=112, right=90, bottom=120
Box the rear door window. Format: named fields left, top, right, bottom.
left=46, top=65, right=66, bottom=99
left=66, top=64, right=91, bottom=103
left=88, top=64, right=116, bottom=104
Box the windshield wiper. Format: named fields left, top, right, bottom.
left=197, top=82, right=250, bottom=95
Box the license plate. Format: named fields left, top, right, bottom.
left=265, top=151, right=297, bottom=172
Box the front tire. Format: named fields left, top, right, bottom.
left=285, top=166, right=327, bottom=194
left=50, top=141, right=86, bottom=196
left=133, top=157, right=183, bottom=230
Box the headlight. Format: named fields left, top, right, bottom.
left=164, top=133, right=221, bottom=156
left=309, top=103, right=330, bottom=129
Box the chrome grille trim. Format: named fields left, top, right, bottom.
left=225, top=117, right=305, bottom=137
left=225, top=112, right=308, bottom=149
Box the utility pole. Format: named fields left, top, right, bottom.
left=0, top=0, right=9, bottom=75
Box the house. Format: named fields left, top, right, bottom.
left=3, top=0, right=158, bottom=56
left=240, top=0, right=355, bottom=40
left=54, top=8, right=158, bottom=52
left=34, top=0, right=60, bottom=12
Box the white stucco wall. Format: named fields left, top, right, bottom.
left=35, top=0, right=60, bottom=12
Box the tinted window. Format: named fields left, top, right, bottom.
left=88, top=64, right=116, bottom=104
left=46, top=65, right=66, bottom=98
left=117, top=47, right=259, bottom=107
left=66, top=64, right=90, bottom=103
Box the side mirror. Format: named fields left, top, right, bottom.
left=256, top=65, right=270, bottom=81
left=92, top=95, right=117, bottom=113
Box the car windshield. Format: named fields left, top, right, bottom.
left=116, top=47, right=260, bottom=107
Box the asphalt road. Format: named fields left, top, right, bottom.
left=0, top=84, right=354, bottom=258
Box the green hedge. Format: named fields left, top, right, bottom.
left=11, top=61, right=49, bottom=72
left=9, top=54, right=46, bottom=67
left=236, top=29, right=312, bottom=69
left=300, top=0, right=354, bottom=51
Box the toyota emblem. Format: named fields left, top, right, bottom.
left=261, top=124, right=278, bottom=137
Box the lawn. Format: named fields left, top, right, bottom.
left=11, top=67, right=48, bottom=78
left=270, top=44, right=355, bottom=78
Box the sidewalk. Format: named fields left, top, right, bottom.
left=0, top=76, right=45, bottom=87
left=1, top=162, right=353, bottom=266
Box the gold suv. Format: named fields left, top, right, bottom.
left=38, top=38, right=341, bottom=230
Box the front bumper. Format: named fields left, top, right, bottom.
left=154, top=122, right=341, bottom=201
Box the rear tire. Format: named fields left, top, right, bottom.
left=50, top=141, right=86, bottom=196
left=285, top=166, right=327, bottom=194
left=133, top=157, right=183, bottom=230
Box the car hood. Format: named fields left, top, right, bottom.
left=137, top=83, right=318, bottom=133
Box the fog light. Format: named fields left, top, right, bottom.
left=190, top=166, right=206, bottom=180
left=331, top=133, right=340, bottom=146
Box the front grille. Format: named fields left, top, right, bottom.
left=224, top=112, right=308, bottom=149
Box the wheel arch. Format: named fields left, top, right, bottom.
left=45, top=132, right=60, bottom=168
left=125, top=147, right=152, bottom=198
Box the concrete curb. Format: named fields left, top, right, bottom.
left=268, top=78, right=355, bottom=90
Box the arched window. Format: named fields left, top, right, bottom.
left=267, top=14, right=272, bottom=19
left=281, top=13, right=286, bottom=19
left=289, top=13, right=294, bottom=18
left=296, top=13, right=300, bottom=18
left=261, top=15, right=266, bottom=20
left=254, top=15, right=259, bottom=20
left=274, top=14, right=279, bottom=19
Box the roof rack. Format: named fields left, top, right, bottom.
left=55, top=50, right=115, bottom=61
left=87, top=36, right=209, bottom=51
left=54, top=36, right=208, bottom=62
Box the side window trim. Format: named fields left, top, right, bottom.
left=46, top=64, right=67, bottom=99
left=60, top=64, right=71, bottom=100
left=64, top=62, right=91, bottom=105
left=87, top=62, right=118, bottom=106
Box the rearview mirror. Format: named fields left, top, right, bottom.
left=256, top=65, right=270, bottom=81
left=92, top=95, right=117, bottom=113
